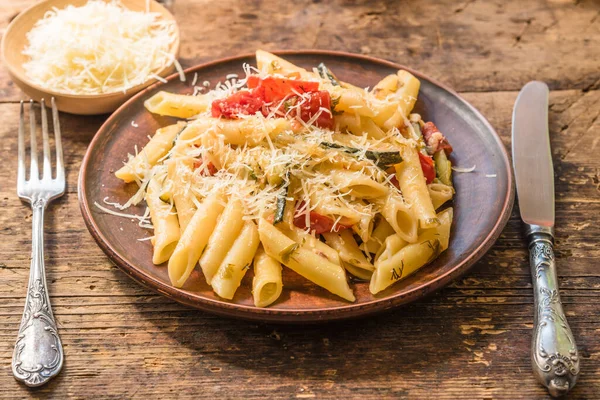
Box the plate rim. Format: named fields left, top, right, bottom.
left=78, top=50, right=515, bottom=322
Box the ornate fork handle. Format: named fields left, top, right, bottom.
left=528, top=225, right=579, bottom=397
left=12, top=199, right=64, bottom=387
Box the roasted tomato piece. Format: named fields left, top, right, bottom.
left=422, top=122, right=453, bottom=155
left=193, top=159, right=218, bottom=176
left=296, top=91, right=334, bottom=129
left=266, top=91, right=334, bottom=129
left=247, top=76, right=319, bottom=102
left=293, top=202, right=351, bottom=234
left=418, top=152, right=435, bottom=184
left=211, top=90, right=264, bottom=118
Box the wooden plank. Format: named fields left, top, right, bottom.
left=0, top=0, right=598, bottom=398
left=1, top=0, right=599, bottom=101
left=0, top=82, right=598, bottom=398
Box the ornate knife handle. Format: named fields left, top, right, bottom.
left=12, top=201, right=64, bottom=387
left=528, top=225, right=579, bottom=397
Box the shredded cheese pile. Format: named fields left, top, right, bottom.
left=22, top=0, right=178, bottom=94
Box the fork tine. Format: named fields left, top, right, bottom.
left=41, top=99, right=52, bottom=179
left=51, top=98, right=64, bottom=181
left=18, top=101, right=25, bottom=185
left=29, top=100, right=39, bottom=181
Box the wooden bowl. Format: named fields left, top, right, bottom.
left=79, top=51, right=515, bottom=322
left=1, top=0, right=179, bottom=115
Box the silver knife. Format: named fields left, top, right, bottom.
left=512, top=81, right=580, bottom=397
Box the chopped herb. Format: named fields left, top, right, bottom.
left=280, top=243, right=299, bottom=263
left=244, top=165, right=258, bottom=180
left=317, top=63, right=340, bottom=86
left=424, top=239, right=441, bottom=263
left=283, top=97, right=297, bottom=111
left=331, top=96, right=343, bottom=115
left=391, top=260, right=404, bottom=281
left=319, top=142, right=403, bottom=168
left=274, top=172, right=290, bottom=224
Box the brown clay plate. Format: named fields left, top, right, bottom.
left=78, top=51, right=514, bottom=323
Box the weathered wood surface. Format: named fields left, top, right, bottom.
left=0, top=0, right=598, bottom=399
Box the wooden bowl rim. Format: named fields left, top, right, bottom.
left=78, top=50, right=515, bottom=323
left=0, top=0, right=180, bottom=100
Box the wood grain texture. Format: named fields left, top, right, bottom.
left=1, top=0, right=599, bottom=101
left=0, top=0, right=599, bottom=399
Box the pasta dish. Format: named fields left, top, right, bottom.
left=111, top=51, right=455, bottom=307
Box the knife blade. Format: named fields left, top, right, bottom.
left=512, top=81, right=579, bottom=397
left=512, top=81, right=554, bottom=226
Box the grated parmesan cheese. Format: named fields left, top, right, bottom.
left=452, top=165, right=476, bottom=173
left=172, top=58, right=186, bottom=82
left=22, top=0, right=178, bottom=95
left=111, top=65, right=445, bottom=234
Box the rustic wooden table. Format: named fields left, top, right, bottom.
left=1, top=0, right=598, bottom=398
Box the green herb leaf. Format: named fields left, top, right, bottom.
left=274, top=172, right=290, bottom=225
left=330, top=96, right=343, bottom=115
left=317, top=63, right=340, bottom=86
left=319, top=142, right=403, bottom=168
left=280, top=243, right=299, bottom=263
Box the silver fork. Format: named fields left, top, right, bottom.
left=12, top=98, right=65, bottom=387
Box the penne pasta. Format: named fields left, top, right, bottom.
left=372, top=74, right=400, bottom=100
left=371, top=70, right=420, bottom=130
left=370, top=208, right=452, bottom=294
left=167, top=158, right=197, bottom=231
left=256, top=49, right=313, bottom=78
left=380, top=193, right=418, bottom=243
left=395, top=70, right=421, bottom=118
left=258, top=219, right=355, bottom=302
left=328, top=168, right=389, bottom=199
left=353, top=211, right=375, bottom=243
left=343, top=263, right=373, bottom=281
left=167, top=192, right=225, bottom=288
left=363, top=217, right=395, bottom=254
left=252, top=246, right=283, bottom=307
left=199, top=198, right=245, bottom=284
left=213, top=117, right=291, bottom=146
left=146, top=176, right=180, bottom=264
left=322, top=230, right=374, bottom=273
left=428, top=182, right=454, bottom=210
left=115, top=121, right=186, bottom=183
left=329, top=85, right=375, bottom=118
left=395, top=146, right=439, bottom=229
left=282, top=226, right=341, bottom=265
left=375, top=234, right=407, bottom=264
left=212, top=220, right=260, bottom=300
left=334, top=114, right=386, bottom=140
left=176, top=115, right=292, bottom=147
left=144, top=91, right=211, bottom=118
